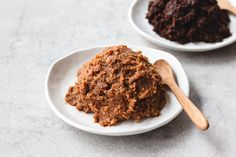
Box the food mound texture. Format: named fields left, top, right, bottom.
left=146, top=0, right=231, bottom=44
left=65, top=45, right=166, bottom=126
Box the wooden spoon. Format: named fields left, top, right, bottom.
left=154, top=60, right=209, bottom=131
left=218, top=0, right=236, bottom=15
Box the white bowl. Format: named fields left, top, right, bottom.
left=128, top=0, right=236, bottom=52
left=45, top=45, right=189, bottom=136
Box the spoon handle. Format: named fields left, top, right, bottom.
left=167, top=79, right=209, bottom=131
left=228, top=5, right=236, bottom=15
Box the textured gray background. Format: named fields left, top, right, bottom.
left=0, top=0, right=236, bottom=156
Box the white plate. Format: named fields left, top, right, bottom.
left=45, top=45, right=189, bottom=136
left=128, top=0, right=236, bottom=52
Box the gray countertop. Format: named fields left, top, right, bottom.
left=0, top=0, right=236, bottom=156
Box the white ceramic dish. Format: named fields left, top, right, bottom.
left=129, top=0, right=236, bottom=52
left=45, top=45, right=189, bottom=136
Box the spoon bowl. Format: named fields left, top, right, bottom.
left=154, top=59, right=174, bottom=84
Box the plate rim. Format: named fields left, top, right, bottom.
left=45, top=45, right=190, bottom=136
left=128, top=0, right=236, bottom=52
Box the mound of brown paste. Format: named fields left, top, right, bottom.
left=65, top=45, right=166, bottom=126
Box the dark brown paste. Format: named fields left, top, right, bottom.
left=146, top=0, right=231, bottom=44
left=65, top=45, right=166, bottom=126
